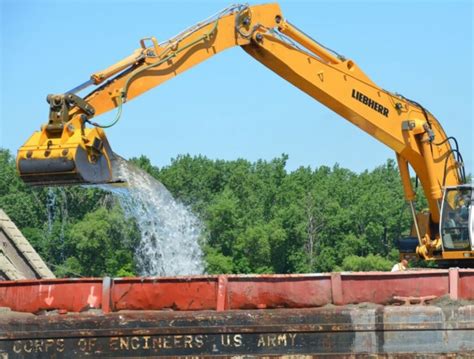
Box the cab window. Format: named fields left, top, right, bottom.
left=440, top=188, right=472, bottom=250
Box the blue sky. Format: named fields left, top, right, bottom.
left=1, top=0, right=472, bottom=174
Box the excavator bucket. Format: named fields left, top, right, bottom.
left=17, top=119, right=121, bottom=187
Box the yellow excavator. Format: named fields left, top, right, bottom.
left=17, top=4, right=473, bottom=265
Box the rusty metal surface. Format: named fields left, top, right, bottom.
left=1, top=272, right=473, bottom=357
left=0, top=306, right=473, bottom=357
left=225, top=275, right=332, bottom=309
left=340, top=271, right=450, bottom=304
left=0, top=271, right=474, bottom=315
left=112, top=277, right=217, bottom=311
left=460, top=270, right=474, bottom=299
left=0, top=278, right=102, bottom=313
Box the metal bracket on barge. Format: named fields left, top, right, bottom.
left=0, top=271, right=473, bottom=357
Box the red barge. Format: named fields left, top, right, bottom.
left=1, top=270, right=473, bottom=357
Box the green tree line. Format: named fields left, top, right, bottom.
left=0, top=148, right=425, bottom=276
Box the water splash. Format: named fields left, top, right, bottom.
left=46, top=188, right=56, bottom=234
left=45, top=187, right=68, bottom=261
left=103, top=158, right=205, bottom=276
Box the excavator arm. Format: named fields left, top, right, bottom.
left=17, top=3, right=472, bottom=263
left=17, top=4, right=278, bottom=185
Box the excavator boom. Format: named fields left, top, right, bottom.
left=16, top=3, right=472, bottom=263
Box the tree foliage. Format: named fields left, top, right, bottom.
left=1, top=147, right=426, bottom=276
left=0, top=149, right=139, bottom=277
left=135, top=153, right=415, bottom=274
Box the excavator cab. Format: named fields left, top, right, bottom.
left=440, top=185, right=474, bottom=252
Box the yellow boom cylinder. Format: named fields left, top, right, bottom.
left=277, top=19, right=342, bottom=65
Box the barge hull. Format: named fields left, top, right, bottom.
left=0, top=271, right=473, bottom=357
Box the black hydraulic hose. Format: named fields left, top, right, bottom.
left=398, top=94, right=466, bottom=185
left=434, top=136, right=459, bottom=150
left=442, top=149, right=466, bottom=186
left=433, top=136, right=466, bottom=185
